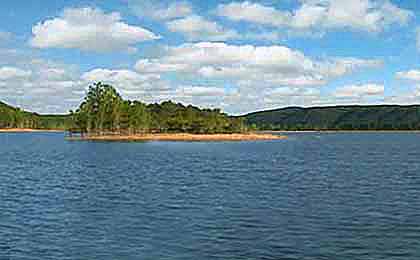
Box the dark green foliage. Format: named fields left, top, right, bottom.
left=244, top=105, right=420, bottom=130
left=70, top=83, right=246, bottom=134
left=0, top=101, right=69, bottom=129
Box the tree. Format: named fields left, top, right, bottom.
left=70, top=82, right=246, bottom=135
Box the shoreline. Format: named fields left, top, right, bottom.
left=66, top=133, right=286, bottom=142
left=262, top=130, right=420, bottom=133
left=3, top=128, right=420, bottom=134
left=0, top=128, right=64, bottom=133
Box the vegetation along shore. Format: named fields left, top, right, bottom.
left=66, top=133, right=285, bottom=142
left=65, top=83, right=282, bottom=141
left=1, top=82, right=282, bottom=141
left=3, top=82, right=420, bottom=137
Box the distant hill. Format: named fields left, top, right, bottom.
left=244, top=105, right=420, bottom=130
left=0, top=101, right=69, bottom=129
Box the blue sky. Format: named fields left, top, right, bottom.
left=1, top=0, right=420, bottom=114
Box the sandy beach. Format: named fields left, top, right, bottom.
left=66, top=133, right=286, bottom=142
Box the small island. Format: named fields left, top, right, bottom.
left=66, top=133, right=285, bottom=142
left=64, top=83, right=283, bottom=142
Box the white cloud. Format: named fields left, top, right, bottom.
left=81, top=68, right=230, bottom=107
left=321, top=58, right=383, bottom=78
left=396, top=69, right=420, bottom=82
left=38, top=68, right=67, bottom=81
left=81, top=68, right=160, bottom=85
left=0, top=67, right=32, bottom=80
left=81, top=68, right=172, bottom=102
left=217, top=0, right=412, bottom=34
left=30, top=7, right=160, bottom=52
left=132, top=42, right=383, bottom=114
left=129, top=1, right=192, bottom=21
left=217, top=1, right=290, bottom=27
left=0, top=38, right=385, bottom=115
left=166, top=15, right=239, bottom=41
left=385, top=85, right=420, bottom=104
left=135, top=42, right=382, bottom=88
left=334, top=83, right=384, bottom=98
left=136, top=59, right=192, bottom=73
left=178, top=86, right=225, bottom=97
left=266, top=87, right=320, bottom=98
left=0, top=53, right=86, bottom=113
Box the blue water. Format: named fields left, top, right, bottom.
left=1, top=132, right=420, bottom=260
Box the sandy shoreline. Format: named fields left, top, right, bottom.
left=0, top=128, right=63, bottom=133
left=66, top=133, right=286, bottom=142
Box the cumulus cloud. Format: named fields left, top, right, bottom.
left=30, top=7, right=160, bottom=52
left=0, top=67, right=32, bottom=80
left=0, top=52, right=86, bottom=113
left=393, top=69, right=420, bottom=105
left=166, top=15, right=239, bottom=41
left=217, top=2, right=290, bottom=27
left=135, top=42, right=382, bottom=88
left=385, top=85, right=420, bottom=104
left=129, top=0, right=192, bottom=21
left=131, top=42, right=383, bottom=113
left=263, top=87, right=320, bottom=107
left=334, top=83, right=384, bottom=98
left=0, top=38, right=385, bottom=114
left=178, top=85, right=225, bottom=97
left=81, top=68, right=160, bottom=85
left=396, top=69, right=420, bottom=82
left=82, top=69, right=167, bottom=92
left=321, top=58, right=383, bottom=78
left=81, top=68, right=233, bottom=107
left=217, top=0, right=412, bottom=34
left=129, top=0, right=241, bottom=42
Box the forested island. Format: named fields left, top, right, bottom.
left=65, top=83, right=282, bottom=141
left=69, top=83, right=249, bottom=135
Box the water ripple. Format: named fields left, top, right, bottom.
left=1, top=132, right=420, bottom=259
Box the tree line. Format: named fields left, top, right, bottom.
left=245, top=106, right=420, bottom=131
left=0, top=101, right=68, bottom=129
left=69, top=82, right=248, bottom=135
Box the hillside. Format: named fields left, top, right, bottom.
left=0, top=101, right=69, bottom=129
left=244, top=105, right=420, bottom=131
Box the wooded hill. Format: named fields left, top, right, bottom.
left=244, top=105, right=420, bottom=131
left=0, top=101, right=68, bottom=129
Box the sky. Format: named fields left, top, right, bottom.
left=1, top=0, right=420, bottom=115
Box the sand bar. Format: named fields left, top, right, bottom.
left=66, top=133, right=286, bottom=142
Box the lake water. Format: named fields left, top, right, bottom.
left=1, top=132, right=420, bottom=260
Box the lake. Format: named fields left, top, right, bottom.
left=1, top=132, right=420, bottom=260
